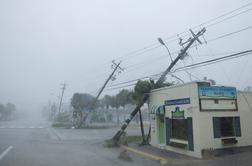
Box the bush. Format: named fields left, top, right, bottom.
left=56, top=112, right=71, bottom=123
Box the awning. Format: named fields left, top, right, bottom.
left=149, top=105, right=165, bottom=114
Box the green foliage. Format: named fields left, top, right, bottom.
left=98, top=80, right=172, bottom=109
left=90, top=111, right=106, bottom=122
left=133, top=80, right=154, bottom=103
left=100, top=95, right=113, bottom=109
left=0, top=102, right=16, bottom=120
left=52, top=122, right=71, bottom=128
left=100, top=89, right=135, bottom=109
left=132, top=79, right=173, bottom=103
left=71, top=93, right=96, bottom=111
left=0, top=104, right=4, bottom=112
left=56, top=111, right=71, bottom=123
left=5, top=103, right=16, bottom=112
left=116, top=89, right=130, bottom=108
left=104, top=134, right=144, bottom=148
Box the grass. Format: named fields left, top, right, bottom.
left=52, top=123, right=112, bottom=129
left=125, top=135, right=143, bottom=143
left=52, top=122, right=72, bottom=128
left=104, top=135, right=144, bottom=148
left=104, top=138, right=120, bottom=148
left=78, top=125, right=111, bottom=129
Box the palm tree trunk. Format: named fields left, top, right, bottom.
left=139, top=109, right=147, bottom=145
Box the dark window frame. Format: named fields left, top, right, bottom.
left=220, top=117, right=235, bottom=137
left=213, top=116, right=241, bottom=138
left=171, top=118, right=188, bottom=141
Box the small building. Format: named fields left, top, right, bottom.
left=148, top=81, right=252, bottom=158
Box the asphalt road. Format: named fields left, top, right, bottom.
left=0, top=119, right=158, bottom=166
left=1, top=118, right=251, bottom=166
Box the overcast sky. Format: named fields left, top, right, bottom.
left=1, top=0, right=252, bottom=112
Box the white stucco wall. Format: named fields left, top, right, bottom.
left=149, top=82, right=252, bottom=158
left=149, top=82, right=203, bottom=158
left=197, top=91, right=252, bottom=150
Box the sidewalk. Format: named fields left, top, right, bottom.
left=121, top=143, right=201, bottom=165
left=120, top=143, right=252, bottom=165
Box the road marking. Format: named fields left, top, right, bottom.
left=0, top=126, right=47, bottom=129
left=0, top=146, right=13, bottom=161
left=46, top=128, right=62, bottom=141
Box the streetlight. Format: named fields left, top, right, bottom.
left=158, top=37, right=173, bottom=62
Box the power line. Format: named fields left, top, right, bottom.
left=112, top=2, right=252, bottom=62
left=105, top=83, right=136, bottom=91
left=80, top=3, right=252, bottom=84
left=174, top=50, right=252, bottom=71
left=105, top=49, right=252, bottom=90
left=107, top=73, right=162, bottom=88
left=207, top=25, right=252, bottom=42
left=122, top=25, right=252, bottom=73
left=112, top=28, right=207, bottom=141
left=87, top=4, right=252, bottom=93
left=206, top=8, right=252, bottom=28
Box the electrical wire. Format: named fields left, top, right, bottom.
left=87, top=3, right=252, bottom=93
left=240, top=91, right=252, bottom=112
left=89, top=2, right=252, bottom=72
left=105, top=50, right=252, bottom=90
left=113, top=2, right=252, bottom=62
left=122, top=25, right=252, bottom=73
left=174, top=50, right=252, bottom=72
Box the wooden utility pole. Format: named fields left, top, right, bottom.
left=73, top=61, right=123, bottom=128
left=112, top=28, right=206, bottom=142
left=93, top=60, right=123, bottom=106
left=58, top=83, right=66, bottom=114
left=138, top=108, right=147, bottom=145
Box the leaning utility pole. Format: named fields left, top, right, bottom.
left=58, top=83, right=66, bottom=114
left=93, top=60, right=124, bottom=106
left=112, top=28, right=206, bottom=141
left=73, top=61, right=123, bottom=128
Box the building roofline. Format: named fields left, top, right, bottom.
left=150, top=81, right=209, bottom=93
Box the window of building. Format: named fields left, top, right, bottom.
left=220, top=117, right=234, bottom=137
left=213, top=116, right=241, bottom=138
left=171, top=119, right=187, bottom=140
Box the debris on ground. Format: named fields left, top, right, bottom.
left=118, top=150, right=133, bottom=162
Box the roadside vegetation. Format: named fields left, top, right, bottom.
left=0, top=102, right=16, bottom=121
left=104, top=133, right=146, bottom=148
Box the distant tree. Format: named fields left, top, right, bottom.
left=5, top=103, right=16, bottom=112
left=0, top=104, right=5, bottom=120
left=244, top=86, right=251, bottom=92
left=127, top=91, right=136, bottom=105
left=71, top=93, right=97, bottom=128
left=100, top=95, right=113, bottom=109
left=110, top=95, right=120, bottom=124
left=0, top=103, right=16, bottom=121
left=71, top=93, right=96, bottom=111
left=116, top=89, right=131, bottom=108
left=110, top=96, right=120, bottom=109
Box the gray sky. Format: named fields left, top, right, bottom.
left=1, top=0, right=252, bottom=111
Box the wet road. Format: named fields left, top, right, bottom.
left=0, top=119, right=157, bottom=166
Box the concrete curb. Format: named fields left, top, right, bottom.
left=120, top=145, right=170, bottom=165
